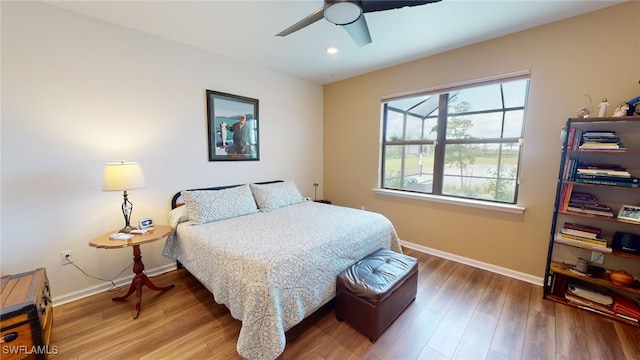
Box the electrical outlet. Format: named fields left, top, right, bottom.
left=60, top=250, right=73, bottom=265
left=590, top=251, right=604, bottom=265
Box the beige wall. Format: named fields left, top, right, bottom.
left=323, top=2, right=640, bottom=277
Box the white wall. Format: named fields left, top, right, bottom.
left=1, top=2, right=323, bottom=303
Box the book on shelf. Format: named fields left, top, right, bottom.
left=579, top=147, right=627, bottom=152
left=568, top=201, right=612, bottom=211
left=581, top=138, right=620, bottom=142
left=569, top=191, right=598, bottom=202
left=547, top=272, right=569, bottom=298
left=565, top=127, right=581, bottom=151
left=566, top=293, right=615, bottom=316
left=567, top=283, right=613, bottom=305
left=559, top=225, right=605, bottom=239
left=559, top=183, right=573, bottom=211
left=579, top=131, right=624, bottom=150
left=575, top=174, right=638, bottom=182
left=576, top=170, right=631, bottom=178
left=581, top=137, right=620, bottom=143
left=580, top=148, right=629, bottom=152
left=582, top=131, right=618, bottom=138
left=563, top=158, right=578, bottom=181
left=553, top=234, right=613, bottom=252
left=574, top=178, right=640, bottom=188
left=566, top=199, right=614, bottom=217
left=614, top=312, right=640, bottom=324
left=577, top=162, right=626, bottom=169
left=557, top=232, right=607, bottom=246
left=577, top=306, right=639, bottom=324
left=576, top=168, right=631, bottom=178
left=579, top=143, right=623, bottom=151
left=566, top=206, right=615, bottom=217
left=577, top=163, right=626, bottom=169
left=562, top=222, right=602, bottom=235
left=613, top=295, right=640, bottom=320
left=567, top=199, right=608, bottom=207
left=562, top=189, right=616, bottom=216
left=560, top=227, right=601, bottom=239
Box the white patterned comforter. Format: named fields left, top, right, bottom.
left=162, top=201, right=400, bottom=360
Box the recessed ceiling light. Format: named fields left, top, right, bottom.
left=326, top=46, right=338, bottom=55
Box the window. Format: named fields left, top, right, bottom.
left=381, top=75, right=529, bottom=204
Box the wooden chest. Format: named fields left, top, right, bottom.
left=1, top=268, right=54, bottom=360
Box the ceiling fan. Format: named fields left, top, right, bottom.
left=276, top=0, right=442, bottom=47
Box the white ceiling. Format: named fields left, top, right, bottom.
left=45, top=0, right=625, bottom=85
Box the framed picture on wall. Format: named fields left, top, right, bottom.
left=206, top=90, right=259, bottom=161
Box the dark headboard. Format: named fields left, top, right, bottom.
left=171, top=180, right=283, bottom=209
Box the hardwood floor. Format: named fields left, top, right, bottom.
left=50, top=248, right=640, bottom=359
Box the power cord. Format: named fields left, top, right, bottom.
left=589, top=253, right=605, bottom=264
left=65, top=254, right=133, bottom=292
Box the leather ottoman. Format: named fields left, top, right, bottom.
left=335, top=248, right=418, bottom=342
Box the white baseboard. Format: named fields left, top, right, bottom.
left=400, top=240, right=544, bottom=286
left=52, top=263, right=178, bottom=307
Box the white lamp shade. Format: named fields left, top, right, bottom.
left=102, top=161, right=146, bottom=191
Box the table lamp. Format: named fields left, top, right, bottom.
left=103, top=161, right=146, bottom=233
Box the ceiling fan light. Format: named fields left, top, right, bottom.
left=324, top=2, right=362, bottom=25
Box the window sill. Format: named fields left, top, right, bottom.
left=372, top=188, right=526, bottom=214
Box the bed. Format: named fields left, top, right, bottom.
left=162, top=181, right=401, bottom=359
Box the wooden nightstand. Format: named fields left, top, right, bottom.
left=89, top=225, right=174, bottom=319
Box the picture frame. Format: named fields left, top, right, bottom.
left=206, top=90, right=259, bottom=161
left=617, top=204, right=640, bottom=223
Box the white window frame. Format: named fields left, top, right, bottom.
left=377, top=71, right=530, bottom=214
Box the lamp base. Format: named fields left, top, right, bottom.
left=119, top=225, right=138, bottom=234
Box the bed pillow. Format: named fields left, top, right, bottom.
left=250, top=181, right=304, bottom=212
left=181, top=184, right=258, bottom=224
left=167, top=205, right=189, bottom=228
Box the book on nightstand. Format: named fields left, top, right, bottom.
left=109, top=233, right=135, bottom=240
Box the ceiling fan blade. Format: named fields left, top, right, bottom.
left=342, top=15, right=372, bottom=47
left=276, top=7, right=325, bottom=37
left=277, top=0, right=438, bottom=44
left=361, top=0, right=441, bottom=13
